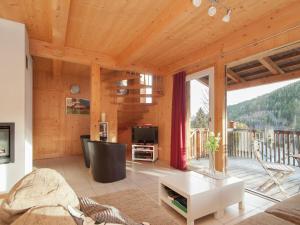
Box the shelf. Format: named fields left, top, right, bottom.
left=132, top=158, right=154, bottom=161
left=160, top=196, right=187, bottom=217
left=134, top=149, right=154, bottom=152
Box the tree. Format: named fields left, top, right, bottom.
left=191, top=108, right=209, bottom=128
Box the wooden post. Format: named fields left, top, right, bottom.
left=90, top=63, right=101, bottom=141
left=214, top=60, right=226, bottom=172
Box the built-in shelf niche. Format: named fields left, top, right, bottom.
left=0, top=123, right=15, bottom=164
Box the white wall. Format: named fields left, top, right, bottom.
left=0, top=19, right=33, bottom=193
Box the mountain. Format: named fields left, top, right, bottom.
left=228, top=80, right=300, bottom=130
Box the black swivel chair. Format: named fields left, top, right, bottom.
left=88, top=141, right=126, bottom=183
left=80, top=135, right=90, bottom=168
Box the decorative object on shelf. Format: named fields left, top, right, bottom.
left=66, top=98, right=90, bottom=115
left=99, top=122, right=108, bottom=142
left=101, top=112, right=106, bottom=122
left=70, top=84, right=80, bottom=94
left=192, top=0, right=232, bottom=23
left=205, top=131, right=221, bottom=175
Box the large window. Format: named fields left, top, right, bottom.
left=140, top=74, right=152, bottom=103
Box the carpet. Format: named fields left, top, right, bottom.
left=92, top=189, right=180, bottom=225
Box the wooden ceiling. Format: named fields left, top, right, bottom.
left=227, top=43, right=300, bottom=90
left=0, top=0, right=299, bottom=75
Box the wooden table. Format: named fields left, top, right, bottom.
left=158, top=171, right=244, bottom=225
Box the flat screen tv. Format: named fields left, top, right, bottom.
left=132, top=126, right=158, bottom=144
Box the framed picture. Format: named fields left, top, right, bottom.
left=66, top=98, right=90, bottom=115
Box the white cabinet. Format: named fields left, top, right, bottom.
left=132, top=144, right=158, bottom=162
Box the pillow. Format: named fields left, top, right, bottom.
left=10, top=205, right=77, bottom=225
left=79, top=197, right=141, bottom=225
left=266, top=193, right=300, bottom=225
left=1, top=168, right=79, bottom=223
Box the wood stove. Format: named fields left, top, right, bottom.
left=0, top=123, right=14, bottom=164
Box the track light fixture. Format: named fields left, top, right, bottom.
left=192, top=0, right=202, bottom=7
left=191, top=0, right=232, bottom=23
left=208, top=5, right=217, bottom=16
left=222, top=9, right=231, bottom=23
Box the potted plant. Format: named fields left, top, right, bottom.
left=205, top=132, right=221, bottom=175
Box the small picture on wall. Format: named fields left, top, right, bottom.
left=66, top=98, right=90, bottom=115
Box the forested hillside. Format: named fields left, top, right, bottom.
left=228, top=81, right=300, bottom=130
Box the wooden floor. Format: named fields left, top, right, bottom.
left=190, top=158, right=300, bottom=201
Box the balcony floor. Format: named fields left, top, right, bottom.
left=189, top=157, right=300, bottom=201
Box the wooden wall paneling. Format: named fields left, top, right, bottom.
left=33, top=57, right=90, bottom=159
left=214, top=61, right=226, bottom=172
left=90, top=63, right=101, bottom=141
left=100, top=75, right=118, bottom=142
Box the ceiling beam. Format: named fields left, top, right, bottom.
left=227, top=70, right=300, bottom=91
left=165, top=1, right=300, bottom=75
left=116, top=0, right=194, bottom=65
left=51, top=0, right=71, bottom=77
left=29, top=39, right=164, bottom=75
left=259, top=56, right=285, bottom=75
left=226, top=68, right=245, bottom=83
left=52, top=0, right=71, bottom=49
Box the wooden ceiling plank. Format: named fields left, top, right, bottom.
left=165, top=1, right=300, bottom=75
left=227, top=70, right=300, bottom=91
left=116, top=0, right=193, bottom=65
left=259, top=56, right=285, bottom=75
left=226, top=68, right=245, bottom=83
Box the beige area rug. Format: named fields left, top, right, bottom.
left=93, top=189, right=180, bottom=225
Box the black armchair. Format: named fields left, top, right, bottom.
left=80, top=135, right=90, bottom=168
left=88, top=141, right=126, bottom=183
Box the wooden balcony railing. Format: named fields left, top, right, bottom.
left=189, top=128, right=300, bottom=167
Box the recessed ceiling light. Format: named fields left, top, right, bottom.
left=192, top=0, right=202, bottom=7
left=208, top=5, right=217, bottom=16
left=222, top=9, right=232, bottom=23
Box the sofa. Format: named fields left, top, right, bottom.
left=237, top=193, right=300, bottom=225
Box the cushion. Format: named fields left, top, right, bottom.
left=0, top=168, right=79, bottom=224
left=266, top=193, right=300, bottom=225
left=79, top=197, right=140, bottom=225
left=236, top=212, right=295, bottom=225
left=10, top=205, right=77, bottom=225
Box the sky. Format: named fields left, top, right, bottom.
left=190, top=78, right=300, bottom=117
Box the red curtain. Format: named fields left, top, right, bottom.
left=170, top=71, right=187, bottom=170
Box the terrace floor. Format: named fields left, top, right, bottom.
left=189, top=157, right=300, bottom=201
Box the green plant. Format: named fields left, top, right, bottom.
left=205, top=132, right=221, bottom=153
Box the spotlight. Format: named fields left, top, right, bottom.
left=192, top=0, right=202, bottom=7
left=222, top=9, right=232, bottom=22
left=208, top=5, right=217, bottom=16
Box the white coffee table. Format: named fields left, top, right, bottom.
left=159, top=171, right=244, bottom=225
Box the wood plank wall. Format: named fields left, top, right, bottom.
left=33, top=58, right=118, bottom=159
left=33, top=57, right=90, bottom=159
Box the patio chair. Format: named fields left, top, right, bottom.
left=252, top=141, right=295, bottom=196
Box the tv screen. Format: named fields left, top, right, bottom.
left=132, top=127, right=158, bottom=144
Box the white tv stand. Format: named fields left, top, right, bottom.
left=132, top=144, right=158, bottom=162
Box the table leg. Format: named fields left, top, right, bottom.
left=158, top=198, right=162, bottom=206
left=239, top=200, right=245, bottom=210
left=187, top=218, right=194, bottom=225
left=214, top=210, right=224, bottom=219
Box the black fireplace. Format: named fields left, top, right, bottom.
left=0, top=123, right=15, bottom=164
